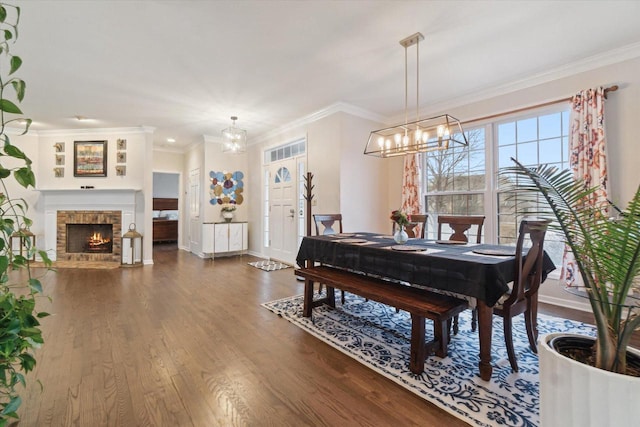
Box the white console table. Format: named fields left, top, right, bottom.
left=202, top=222, right=248, bottom=258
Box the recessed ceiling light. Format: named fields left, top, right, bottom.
left=167, top=138, right=176, bottom=143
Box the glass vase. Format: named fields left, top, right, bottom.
left=394, top=226, right=408, bottom=244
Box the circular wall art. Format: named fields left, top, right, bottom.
left=209, top=170, right=244, bottom=205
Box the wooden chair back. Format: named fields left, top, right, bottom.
left=437, top=215, right=486, bottom=243
left=392, top=213, right=428, bottom=238
left=502, top=218, right=550, bottom=307
left=313, top=214, right=343, bottom=235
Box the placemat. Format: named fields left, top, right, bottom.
left=339, top=238, right=368, bottom=244
left=472, top=247, right=516, bottom=256
left=391, top=245, right=427, bottom=252
left=435, top=240, right=467, bottom=245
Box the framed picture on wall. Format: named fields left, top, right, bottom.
left=74, top=140, right=107, bottom=177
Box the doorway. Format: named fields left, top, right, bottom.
left=152, top=171, right=181, bottom=252
left=264, top=139, right=306, bottom=265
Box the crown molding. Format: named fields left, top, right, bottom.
left=416, top=40, right=640, bottom=117
left=33, top=125, right=156, bottom=137
left=250, top=102, right=387, bottom=145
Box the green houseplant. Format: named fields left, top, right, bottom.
left=504, top=158, right=640, bottom=426
left=0, top=3, right=52, bottom=425
left=504, top=158, right=640, bottom=373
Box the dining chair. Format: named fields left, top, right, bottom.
left=437, top=215, right=485, bottom=244
left=494, top=218, right=550, bottom=372
left=312, top=214, right=345, bottom=303
left=392, top=213, right=428, bottom=238
left=437, top=215, right=486, bottom=332
left=313, top=214, right=343, bottom=235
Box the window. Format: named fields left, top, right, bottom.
left=264, top=139, right=306, bottom=163
left=423, top=128, right=486, bottom=241
left=422, top=105, right=570, bottom=265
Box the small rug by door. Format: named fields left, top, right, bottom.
left=248, top=260, right=292, bottom=272
left=262, top=293, right=596, bottom=427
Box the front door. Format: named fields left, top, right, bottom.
left=268, top=158, right=297, bottom=264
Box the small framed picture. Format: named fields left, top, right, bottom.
left=74, top=140, right=107, bottom=177
left=54, top=142, right=65, bottom=153
left=117, top=139, right=127, bottom=150
left=117, top=152, right=127, bottom=163
left=54, top=167, right=64, bottom=178
left=116, top=165, right=126, bottom=176
left=55, top=154, right=65, bottom=165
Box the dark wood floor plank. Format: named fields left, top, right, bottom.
left=16, top=242, right=619, bottom=426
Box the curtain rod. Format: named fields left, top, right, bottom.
left=462, top=85, right=619, bottom=125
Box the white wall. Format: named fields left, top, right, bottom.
left=247, top=110, right=389, bottom=259
left=12, top=126, right=155, bottom=263
left=203, top=138, right=249, bottom=224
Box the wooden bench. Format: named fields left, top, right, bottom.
left=295, top=265, right=468, bottom=374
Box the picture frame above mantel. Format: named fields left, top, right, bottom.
left=74, top=140, right=107, bottom=177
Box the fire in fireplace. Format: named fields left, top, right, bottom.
left=66, top=224, right=113, bottom=254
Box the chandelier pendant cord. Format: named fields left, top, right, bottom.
left=364, top=32, right=468, bottom=158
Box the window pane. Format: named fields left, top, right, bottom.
left=468, top=169, right=485, bottom=190
left=539, top=113, right=561, bottom=139
left=517, top=141, right=538, bottom=166
left=539, top=138, right=562, bottom=164
left=517, top=118, right=537, bottom=143
left=498, top=144, right=516, bottom=169
left=498, top=122, right=515, bottom=146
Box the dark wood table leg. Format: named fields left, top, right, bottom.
left=476, top=301, right=493, bottom=381
left=409, top=314, right=426, bottom=374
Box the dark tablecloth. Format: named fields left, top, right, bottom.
left=295, top=232, right=556, bottom=307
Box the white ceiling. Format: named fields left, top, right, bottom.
left=14, top=0, right=640, bottom=150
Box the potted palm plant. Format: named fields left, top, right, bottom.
left=0, top=3, right=52, bottom=424
left=503, top=158, right=640, bottom=426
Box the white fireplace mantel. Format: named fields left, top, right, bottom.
left=38, top=188, right=142, bottom=261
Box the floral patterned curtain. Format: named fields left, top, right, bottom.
left=561, top=87, right=609, bottom=288
left=401, top=153, right=422, bottom=232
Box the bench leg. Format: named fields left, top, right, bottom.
left=326, top=286, right=336, bottom=308
left=409, top=314, right=426, bottom=374
left=433, top=318, right=450, bottom=358
left=303, top=278, right=314, bottom=317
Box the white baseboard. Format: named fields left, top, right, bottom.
left=539, top=294, right=591, bottom=312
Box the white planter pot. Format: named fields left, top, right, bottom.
left=539, top=332, right=640, bottom=427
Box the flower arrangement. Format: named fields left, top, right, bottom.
left=390, top=209, right=410, bottom=227
left=220, top=203, right=236, bottom=213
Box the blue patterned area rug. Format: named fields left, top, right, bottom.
left=262, top=293, right=596, bottom=427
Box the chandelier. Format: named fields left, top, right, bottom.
left=364, top=33, right=467, bottom=158
left=221, top=116, right=247, bottom=153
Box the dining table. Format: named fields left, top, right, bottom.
left=295, top=232, right=556, bottom=380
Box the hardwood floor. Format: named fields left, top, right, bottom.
left=15, top=243, right=617, bottom=426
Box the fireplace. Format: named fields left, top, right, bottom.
left=66, top=224, right=113, bottom=253
left=57, top=210, right=122, bottom=262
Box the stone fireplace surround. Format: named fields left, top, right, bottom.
left=39, top=189, right=139, bottom=263
left=57, top=210, right=121, bottom=262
